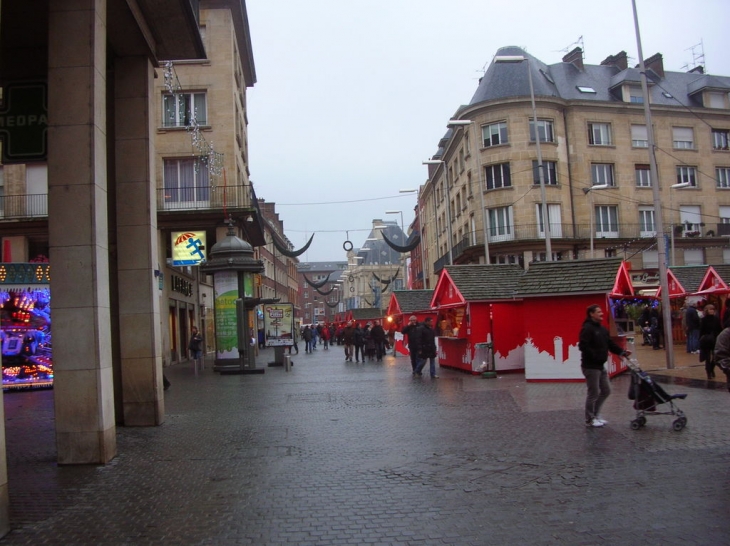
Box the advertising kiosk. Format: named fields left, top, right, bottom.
left=385, top=290, right=435, bottom=356
left=517, top=259, right=634, bottom=382
left=430, top=265, right=525, bottom=374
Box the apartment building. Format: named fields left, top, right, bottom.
left=257, top=199, right=300, bottom=310
left=297, top=261, right=347, bottom=325
left=418, top=45, right=730, bottom=287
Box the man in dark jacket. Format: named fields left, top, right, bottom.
left=343, top=322, right=355, bottom=362
left=402, top=315, right=422, bottom=375
left=578, top=304, right=630, bottom=428
left=414, top=317, right=438, bottom=378
left=370, top=320, right=387, bottom=361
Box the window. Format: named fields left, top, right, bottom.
left=635, top=164, right=651, bottom=187
left=642, top=250, right=659, bottom=269
left=588, top=123, right=612, bottom=145
left=712, top=129, right=730, bottom=150
left=684, top=249, right=705, bottom=266
left=529, top=119, right=555, bottom=143
left=638, top=207, right=656, bottom=237
left=631, top=125, right=648, bottom=147
left=717, top=167, right=730, bottom=189
left=577, top=86, right=596, bottom=94
left=482, top=122, right=508, bottom=147
left=163, top=158, right=210, bottom=207
left=679, top=205, right=702, bottom=236
left=591, top=163, right=615, bottom=186
left=676, top=166, right=697, bottom=187
left=162, top=92, right=207, bottom=127
left=536, top=203, right=562, bottom=238
left=707, top=92, right=727, bottom=109
left=532, top=160, right=558, bottom=185
left=485, top=163, right=511, bottom=190
left=487, top=206, right=513, bottom=241
left=672, top=127, right=694, bottom=149
left=595, top=205, right=619, bottom=237
left=628, top=86, right=644, bottom=103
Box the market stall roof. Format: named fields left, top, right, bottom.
left=350, top=308, right=383, bottom=322
left=431, top=264, right=524, bottom=309
left=694, top=264, right=730, bottom=295
left=516, top=258, right=629, bottom=298
left=386, top=290, right=434, bottom=317
left=656, top=265, right=709, bottom=298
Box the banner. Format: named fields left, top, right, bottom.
left=263, top=303, right=294, bottom=347
left=172, top=231, right=206, bottom=266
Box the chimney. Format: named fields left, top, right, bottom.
left=562, top=47, right=584, bottom=71
left=688, top=65, right=704, bottom=74
left=644, top=53, right=664, bottom=78
left=600, top=51, right=628, bottom=70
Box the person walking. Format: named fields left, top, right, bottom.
left=371, top=320, right=386, bottom=361
left=402, top=315, right=422, bottom=375
left=189, top=325, right=204, bottom=374
left=321, top=323, right=330, bottom=350
left=685, top=302, right=701, bottom=354
left=699, top=304, right=722, bottom=380
left=578, top=304, right=631, bottom=428
left=302, top=325, right=313, bottom=354
left=713, top=325, right=730, bottom=392
left=414, top=317, right=438, bottom=378
left=288, top=326, right=299, bottom=355
left=353, top=323, right=365, bottom=363
left=343, top=321, right=355, bottom=362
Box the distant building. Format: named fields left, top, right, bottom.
left=416, top=45, right=730, bottom=288
left=297, top=261, right=347, bottom=324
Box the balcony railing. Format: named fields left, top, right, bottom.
left=0, top=194, right=48, bottom=218
left=156, top=185, right=252, bottom=211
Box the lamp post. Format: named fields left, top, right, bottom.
left=669, top=182, right=690, bottom=266
left=447, top=119, right=490, bottom=264
left=582, top=184, right=609, bottom=258
left=386, top=210, right=407, bottom=289
left=423, top=159, right=454, bottom=265
left=493, top=55, right=552, bottom=260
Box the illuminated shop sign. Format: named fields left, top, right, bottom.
left=172, top=231, right=206, bottom=266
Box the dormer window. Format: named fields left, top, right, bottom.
left=628, top=86, right=644, bottom=103
left=707, top=92, right=729, bottom=109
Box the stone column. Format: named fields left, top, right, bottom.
left=48, top=0, right=116, bottom=464
left=114, top=56, right=164, bottom=425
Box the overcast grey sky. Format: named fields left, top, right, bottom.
left=245, top=0, right=730, bottom=262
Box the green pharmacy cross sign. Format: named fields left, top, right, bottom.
left=0, top=83, right=48, bottom=164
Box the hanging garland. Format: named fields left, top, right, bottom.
left=381, top=232, right=421, bottom=253
left=315, top=285, right=337, bottom=296
left=303, top=273, right=331, bottom=288
left=272, top=233, right=315, bottom=258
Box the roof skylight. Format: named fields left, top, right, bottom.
left=577, top=86, right=597, bottom=94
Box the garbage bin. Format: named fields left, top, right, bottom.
left=473, top=342, right=496, bottom=378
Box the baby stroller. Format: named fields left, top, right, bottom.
left=626, top=359, right=688, bottom=431
left=641, top=325, right=654, bottom=347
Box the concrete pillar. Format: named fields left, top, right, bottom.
left=47, top=0, right=116, bottom=464
left=114, top=56, right=164, bottom=425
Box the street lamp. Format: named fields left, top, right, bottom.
left=447, top=119, right=490, bottom=264
left=423, top=159, right=454, bottom=265
left=582, top=184, right=609, bottom=258
left=669, top=182, right=691, bottom=266
left=386, top=210, right=407, bottom=289
left=494, top=55, right=552, bottom=261
left=400, top=188, right=428, bottom=288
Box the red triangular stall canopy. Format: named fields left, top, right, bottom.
left=695, top=266, right=730, bottom=295
left=429, top=269, right=466, bottom=309
left=655, top=269, right=688, bottom=298
left=385, top=292, right=402, bottom=318
left=610, top=261, right=635, bottom=297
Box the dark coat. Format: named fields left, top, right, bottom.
left=402, top=323, right=422, bottom=351
left=371, top=325, right=386, bottom=343
left=418, top=324, right=437, bottom=359
left=578, top=318, right=626, bottom=370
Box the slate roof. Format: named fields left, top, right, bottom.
left=669, top=265, right=709, bottom=293
left=710, top=264, right=730, bottom=286
left=516, top=259, right=623, bottom=297
left=391, top=290, right=434, bottom=313
left=351, top=308, right=383, bottom=321
left=468, top=45, right=730, bottom=110
left=443, top=264, right=524, bottom=301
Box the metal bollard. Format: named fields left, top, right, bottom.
left=284, top=355, right=291, bottom=372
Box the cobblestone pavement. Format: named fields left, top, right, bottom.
left=3, top=345, right=730, bottom=545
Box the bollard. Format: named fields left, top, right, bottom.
left=284, top=354, right=291, bottom=372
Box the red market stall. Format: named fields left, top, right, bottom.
left=430, top=264, right=525, bottom=374
left=385, top=290, right=435, bottom=356
left=656, top=265, right=710, bottom=343
left=518, top=259, right=634, bottom=382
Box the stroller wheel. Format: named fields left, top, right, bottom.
left=672, top=419, right=686, bottom=431
left=638, top=416, right=647, bottom=427
left=630, top=419, right=642, bottom=430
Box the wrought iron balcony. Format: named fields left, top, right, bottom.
left=0, top=194, right=48, bottom=219
left=156, top=185, right=252, bottom=211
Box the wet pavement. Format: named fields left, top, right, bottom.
left=2, top=342, right=730, bottom=545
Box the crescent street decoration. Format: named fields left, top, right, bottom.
left=271, top=233, right=315, bottom=257
left=382, top=232, right=421, bottom=253
left=325, top=299, right=340, bottom=308
left=303, top=273, right=331, bottom=289
left=372, top=270, right=399, bottom=285
left=315, top=285, right=337, bottom=296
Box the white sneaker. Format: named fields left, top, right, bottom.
left=585, top=418, right=605, bottom=428
left=595, top=417, right=608, bottom=425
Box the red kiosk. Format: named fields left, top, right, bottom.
left=430, top=265, right=525, bottom=374
left=518, top=259, right=635, bottom=381
left=656, top=265, right=710, bottom=344
left=385, top=290, right=435, bottom=356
